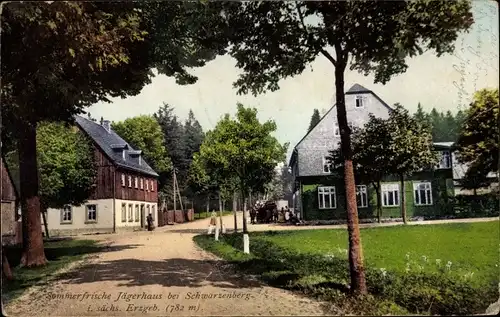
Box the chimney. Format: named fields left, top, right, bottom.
left=101, top=119, right=111, bottom=133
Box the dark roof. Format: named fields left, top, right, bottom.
left=346, top=83, right=371, bottom=94
left=74, top=115, right=159, bottom=177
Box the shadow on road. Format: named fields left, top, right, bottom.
left=58, top=258, right=263, bottom=289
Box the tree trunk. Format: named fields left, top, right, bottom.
left=218, top=192, right=224, bottom=229
left=334, top=58, right=367, bottom=294
left=233, top=192, right=238, bottom=232
left=373, top=181, right=382, bottom=223
left=400, top=174, right=407, bottom=225
left=1, top=247, right=13, bottom=280
left=18, top=123, right=47, bottom=267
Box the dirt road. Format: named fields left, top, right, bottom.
left=4, top=212, right=332, bottom=317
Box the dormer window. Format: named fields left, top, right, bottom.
left=128, top=175, right=132, bottom=187
left=436, top=151, right=452, bottom=169
left=355, top=95, right=365, bottom=108
left=122, top=150, right=126, bottom=160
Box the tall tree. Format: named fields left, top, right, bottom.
left=386, top=104, right=438, bottom=224
left=111, top=115, right=173, bottom=191
left=182, top=109, right=205, bottom=195
left=5, top=122, right=96, bottom=238
left=223, top=0, right=473, bottom=294
left=1, top=1, right=231, bottom=266
left=456, top=88, right=499, bottom=180
left=198, top=103, right=287, bottom=251
left=307, top=109, right=321, bottom=133
left=413, top=103, right=430, bottom=127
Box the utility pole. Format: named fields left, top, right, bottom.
left=173, top=168, right=177, bottom=213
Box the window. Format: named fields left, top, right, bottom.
left=146, top=205, right=150, bottom=217
left=134, top=177, right=138, bottom=188
left=146, top=180, right=149, bottom=191
left=414, top=182, right=433, bottom=206
left=140, top=178, right=144, bottom=190
left=121, top=203, right=126, bottom=222
left=381, top=183, right=400, bottom=207
left=356, top=185, right=368, bottom=208
left=61, top=205, right=72, bottom=224
left=128, top=175, right=132, bottom=187
left=150, top=180, right=154, bottom=192
left=128, top=204, right=133, bottom=222
left=322, top=157, right=331, bottom=173
left=334, top=121, right=340, bottom=136
left=318, top=186, right=336, bottom=209
left=86, top=204, right=97, bottom=222
left=135, top=205, right=140, bottom=222
left=355, top=95, right=364, bottom=108
left=121, top=174, right=126, bottom=187
left=437, top=151, right=452, bottom=169
left=151, top=205, right=156, bottom=221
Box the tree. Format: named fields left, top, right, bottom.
left=386, top=104, right=438, bottom=224
left=5, top=122, right=96, bottom=238
left=1, top=1, right=231, bottom=266
left=413, top=103, right=431, bottom=127
left=182, top=109, right=205, bottom=196
left=264, top=168, right=285, bottom=201
left=198, top=103, right=288, bottom=252
left=111, top=115, right=173, bottom=189
left=328, top=115, right=390, bottom=223
left=223, top=0, right=473, bottom=294
left=456, top=88, right=499, bottom=181
left=307, top=109, right=321, bottom=133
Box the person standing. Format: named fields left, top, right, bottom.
left=146, top=212, right=154, bottom=231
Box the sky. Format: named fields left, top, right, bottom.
left=86, top=1, right=499, bottom=161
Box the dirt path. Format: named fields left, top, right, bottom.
left=4, top=214, right=333, bottom=317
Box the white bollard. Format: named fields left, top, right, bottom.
left=215, top=227, right=219, bottom=241
left=222, top=224, right=226, bottom=234
left=243, top=233, right=250, bottom=254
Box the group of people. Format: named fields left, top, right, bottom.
left=249, top=203, right=302, bottom=225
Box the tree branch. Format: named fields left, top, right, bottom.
left=294, top=2, right=336, bottom=67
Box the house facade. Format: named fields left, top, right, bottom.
left=44, top=116, right=159, bottom=236
left=289, top=84, right=455, bottom=221
left=1, top=155, right=21, bottom=244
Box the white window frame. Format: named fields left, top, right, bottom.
left=121, top=174, right=126, bottom=187
left=146, top=180, right=149, bottom=191
left=356, top=185, right=368, bottom=208
left=140, top=178, right=144, bottom=190
left=121, top=203, right=127, bottom=222
left=134, top=177, right=138, bottom=188
left=318, top=186, right=336, bottom=209
left=322, top=157, right=331, bottom=174
left=128, top=175, right=132, bottom=187
left=85, top=204, right=97, bottom=222
left=355, top=95, right=365, bottom=108
left=150, top=180, right=154, bottom=192
left=60, top=205, right=72, bottom=224
left=413, top=182, right=433, bottom=206
left=151, top=205, right=156, bottom=221
left=437, top=151, right=452, bottom=169
left=334, top=121, right=340, bottom=136
left=135, top=204, right=140, bottom=222
left=128, top=204, right=133, bottom=222
left=381, top=183, right=400, bottom=207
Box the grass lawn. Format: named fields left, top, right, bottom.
left=2, top=238, right=104, bottom=301
left=194, top=221, right=499, bottom=315
left=193, top=210, right=234, bottom=220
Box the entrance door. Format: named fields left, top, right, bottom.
left=140, top=204, right=145, bottom=228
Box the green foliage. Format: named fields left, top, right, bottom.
left=5, top=122, right=96, bottom=209
left=224, top=1, right=473, bottom=96
left=111, top=115, right=172, bottom=174
left=198, top=103, right=288, bottom=198
left=307, top=109, right=321, bottom=133
left=195, top=221, right=499, bottom=315
left=456, top=88, right=499, bottom=180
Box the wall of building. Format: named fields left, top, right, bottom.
left=295, top=91, right=391, bottom=177
left=115, top=169, right=158, bottom=203
left=45, top=199, right=114, bottom=236
left=115, top=199, right=158, bottom=229
left=298, top=170, right=454, bottom=221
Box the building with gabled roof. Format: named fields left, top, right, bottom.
left=44, top=115, right=159, bottom=236
left=289, top=84, right=457, bottom=221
